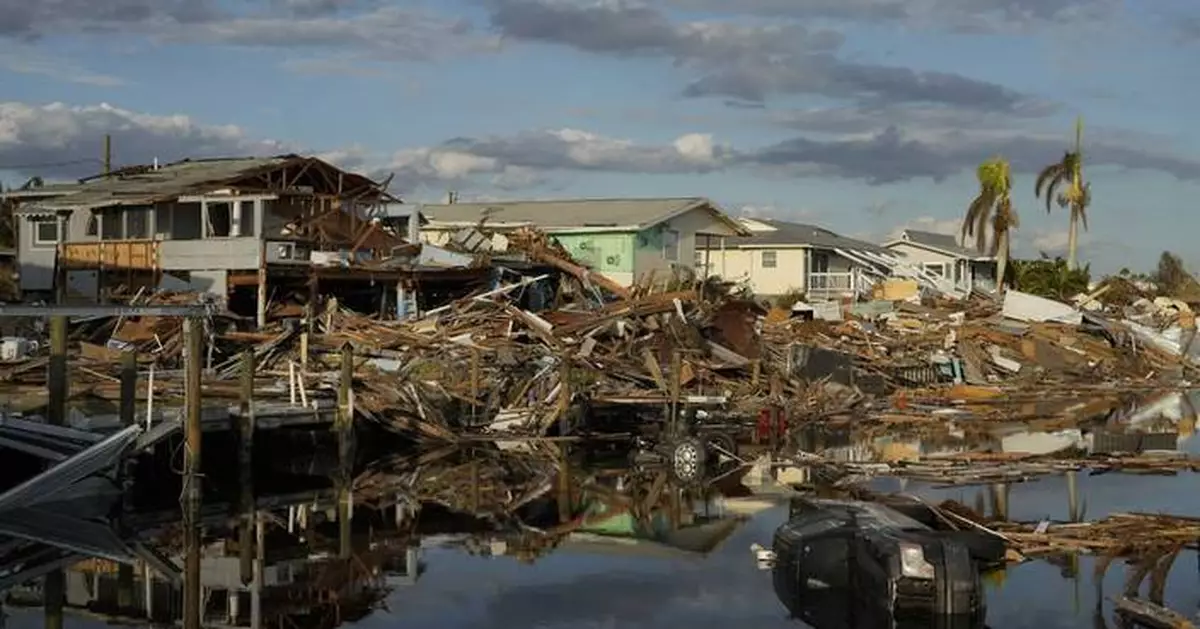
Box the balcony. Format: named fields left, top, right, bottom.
left=807, top=271, right=854, bottom=299
left=59, top=240, right=160, bottom=271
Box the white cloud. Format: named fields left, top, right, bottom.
left=0, top=101, right=285, bottom=178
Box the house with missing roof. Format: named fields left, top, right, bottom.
left=882, top=229, right=999, bottom=293
left=419, top=197, right=750, bottom=286
left=697, top=218, right=897, bottom=300
left=1, top=155, right=405, bottom=324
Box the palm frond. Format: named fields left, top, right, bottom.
left=1035, top=159, right=1069, bottom=212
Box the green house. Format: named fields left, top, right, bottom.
left=420, top=197, right=750, bottom=286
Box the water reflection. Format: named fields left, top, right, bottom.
left=0, top=391, right=1197, bottom=628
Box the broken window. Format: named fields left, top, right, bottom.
left=173, top=204, right=202, bottom=240
left=206, top=202, right=232, bottom=237
left=154, top=204, right=172, bottom=239
left=126, top=207, right=149, bottom=239
left=237, top=200, right=257, bottom=237
left=663, top=229, right=680, bottom=262
left=32, top=219, right=58, bottom=246
left=101, top=210, right=123, bottom=241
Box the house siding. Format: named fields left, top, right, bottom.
left=885, top=241, right=957, bottom=266
left=709, top=247, right=808, bottom=296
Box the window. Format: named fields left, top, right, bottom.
left=238, top=200, right=257, bottom=237
left=126, top=208, right=150, bottom=239
left=206, top=202, right=232, bottom=237
left=924, top=262, right=945, bottom=277
left=812, top=252, right=830, bottom=273
left=101, top=210, right=122, bottom=240
left=85, top=214, right=98, bottom=237
left=662, top=229, right=680, bottom=262
left=762, top=250, right=778, bottom=268
left=33, top=219, right=59, bottom=246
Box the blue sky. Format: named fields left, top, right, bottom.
left=1, top=0, right=1198, bottom=274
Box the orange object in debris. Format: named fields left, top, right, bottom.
left=894, top=390, right=908, bottom=410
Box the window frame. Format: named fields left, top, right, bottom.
left=32, top=218, right=60, bottom=247
left=761, top=250, right=778, bottom=268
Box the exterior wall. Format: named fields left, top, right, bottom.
left=885, top=241, right=962, bottom=282
left=885, top=241, right=957, bottom=266
left=632, top=207, right=731, bottom=282
left=553, top=232, right=635, bottom=277
left=707, top=247, right=808, bottom=296
left=159, top=238, right=260, bottom=271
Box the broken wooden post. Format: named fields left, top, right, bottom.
left=300, top=304, right=310, bottom=373
left=47, top=315, right=67, bottom=427
left=43, top=569, right=64, bottom=629
left=1067, top=470, right=1081, bottom=522
left=251, top=515, right=263, bottom=629
left=238, top=350, right=256, bottom=585
left=119, top=350, right=136, bottom=427
left=669, top=349, right=682, bottom=435
left=557, top=445, right=572, bottom=524
left=989, top=482, right=1010, bottom=521
left=337, top=344, right=354, bottom=432
left=337, top=343, right=354, bottom=559
left=44, top=315, right=68, bottom=629
left=182, top=317, right=203, bottom=629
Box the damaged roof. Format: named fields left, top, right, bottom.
left=715, top=218, right=888, bottom=254
left=3, top=155, right=393, bottom=213
left=421, top=197, right=751, bottom=236
left=886, top=229, right=991, bottom=260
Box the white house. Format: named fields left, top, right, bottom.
left=883, top=229, right=999, bottom=293
left=698, top=218, right=893, bottom=300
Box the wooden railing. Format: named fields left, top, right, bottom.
left=59, top=240, right=160, bottom=271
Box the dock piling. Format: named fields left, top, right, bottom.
left=239, top=349, right=256, bottom=585
left=44, top=315, right=67, bottom=629
left=182, top=317, right=204, bottom=629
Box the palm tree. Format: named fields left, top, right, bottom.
left=962, top=156, right=1018, bottom=294
left=1035, top=117, right=1090, bottom=270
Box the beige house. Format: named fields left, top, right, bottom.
left=420, top=197, right=749, bottom=287
left=883, top=229, right=998, bottom=293
left=699, top=218, right=892, bottom=300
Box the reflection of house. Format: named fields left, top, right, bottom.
left=1, top=156, right=402, bottom=323
left=883, top=229, right=998, bottom=293
left=562, top=500, right=744, bottom=560
left=699, top=218, right=892, bottom=300
left=421, top=198, right=750, bottom=287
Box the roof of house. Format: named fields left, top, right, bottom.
left=3, top=155, right=393, bottom=213
left=420, top=197, right=751, bottom=236
left=885, top=229, right=990, bottom=260
left=711, top=218, right=889, bottom=253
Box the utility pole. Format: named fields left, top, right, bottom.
left=103, top=134, right=112, bottom=175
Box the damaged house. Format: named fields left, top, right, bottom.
left=420, top=197, right=750, bottom=287
left=1, top=155, right=425, bottom=323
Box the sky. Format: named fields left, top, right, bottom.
left=1, top=0, right=1198, bottom=275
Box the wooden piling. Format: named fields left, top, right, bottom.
left=238, top=350, right=256, bottom=585
left=557, top=445, right=572, bottom=524
left=337, top=344, right=354, bottom=559
left=119, top=350, right=136, bottom=427
left=47, top=316, right=67, bottom=427
left=337, top=344, right=354, bottom=431
left=182, top=317, right=203, bottom=629
left=45, top=315, right=67, bottom=629
left=43, top=568, right=63, bottom=629
left=669, top=349, right=681, bottom=435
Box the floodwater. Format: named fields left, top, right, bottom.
left=1, top=392, right=1199, bottom=629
